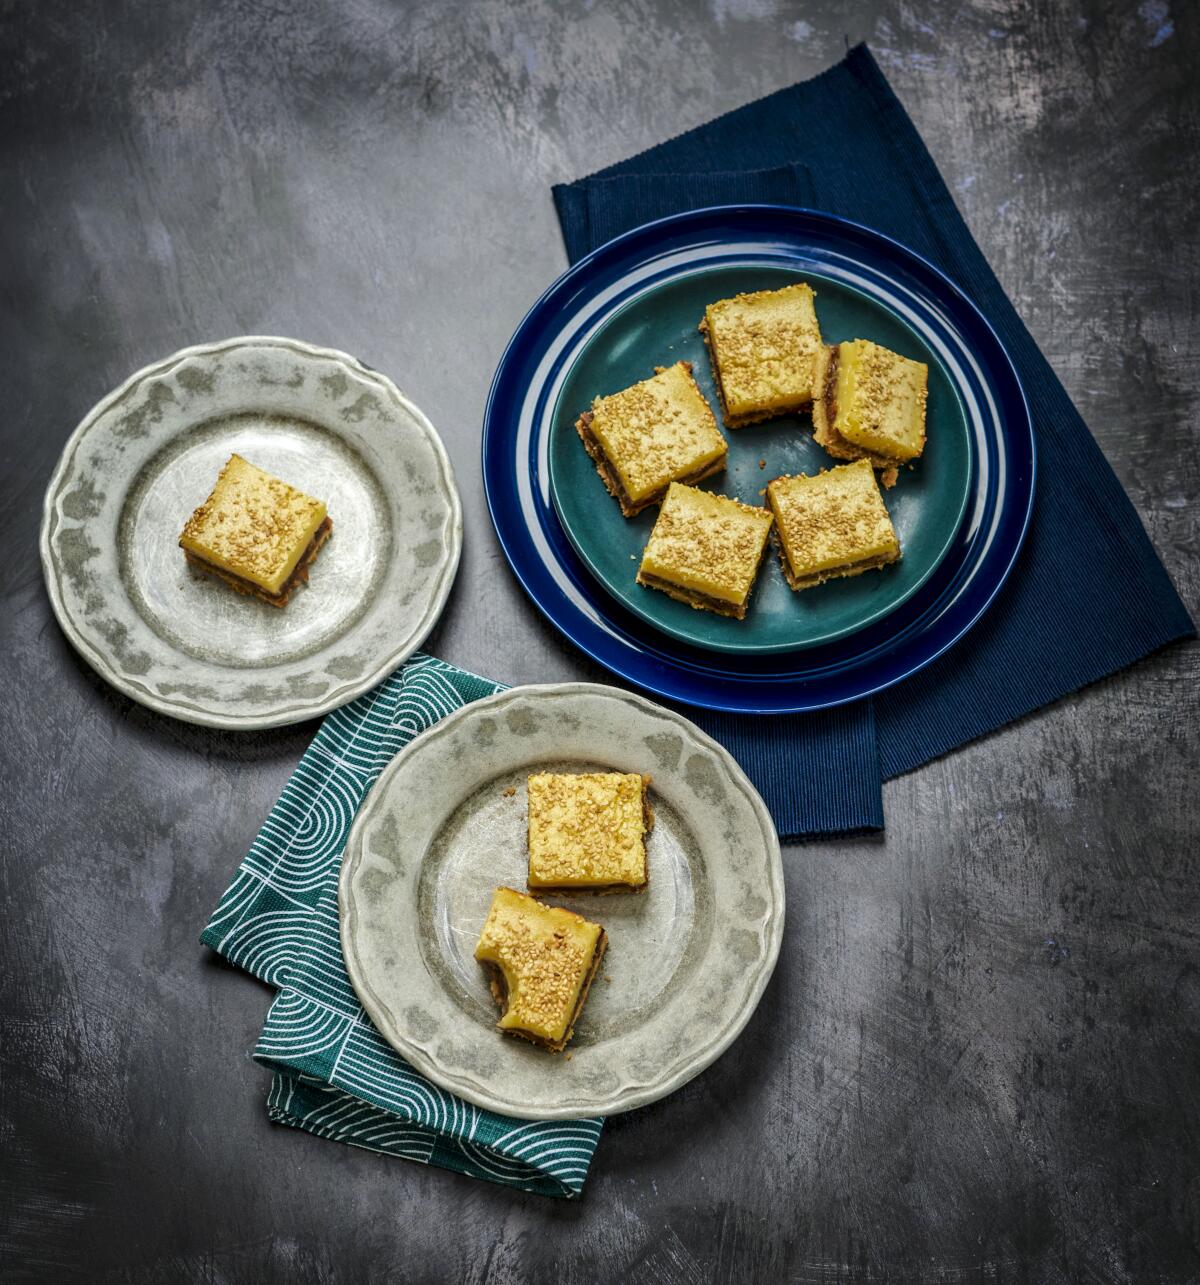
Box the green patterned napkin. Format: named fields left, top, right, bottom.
left=201, top=654, right=604, bottom=1199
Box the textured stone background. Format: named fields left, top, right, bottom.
left=2, top=1, right=1197, bottom=1281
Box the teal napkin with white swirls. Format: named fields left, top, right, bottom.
left=201, top=653, right=603, bottom=1198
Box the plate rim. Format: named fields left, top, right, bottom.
left=40, top=334, right=463, bottom=730
left=482, top=203, right=1036, bottom=713
left=544, top=263, right=975, bottom=655
left=338, top=681, right=786, bottom=1121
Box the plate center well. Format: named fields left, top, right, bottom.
left=118, top=412, right=392, bottom=668
left=548, top=263, right=973, bottom=655
left=418, top=759, right=709, bottom=1049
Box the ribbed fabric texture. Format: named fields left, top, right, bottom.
left=579, top=165, right=818, bottom=246
left=552, top=43, right=1193, bottom=819
left=697, top=701, right=883, bottom=837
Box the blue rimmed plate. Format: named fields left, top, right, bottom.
left=482, top=206, right=1034, bottom=714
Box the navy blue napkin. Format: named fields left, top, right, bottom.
left=552, top=44, right=1193, bottom=837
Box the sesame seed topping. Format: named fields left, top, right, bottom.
left=834, top=339, right=928, bottom=461
left=475, top=888, right=603, bottom=1042
left=586, top=362, right=727, bottom=503
left=638, top=483, right=774, bottom=605
left=766, top=459, right=899, bottom=582
left=527, top=772, right=648, bottom=887
left=179, top=454, right=327, bottom=593
left=704, top=284, right=823, bottom=418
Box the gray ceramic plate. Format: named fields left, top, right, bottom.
left=339, top=683, right=784, bottom=1120
left=40, top=337, right=461, bottom=729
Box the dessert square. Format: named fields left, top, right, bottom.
left=474, top=887, right=607, bottom=1052
left=637, top=482, right=774, bottom=620
left=812, top=340, right=928, bottom=488
left=766, top=459, right=901, bottom=591
left=575, top=361, right=727, bottom=516
left=179, top=454, right=331, bottom=607
left=527, top=771, right=653, bottom=893
left=701, top=283, right=823, bottom=427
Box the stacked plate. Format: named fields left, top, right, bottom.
left=482, top=205, right=1035, bottom=713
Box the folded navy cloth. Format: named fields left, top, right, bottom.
left=552, top=44, right=1192, bottom=837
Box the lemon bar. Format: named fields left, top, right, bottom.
left=474, top=887, right=607, bottom=1052
left=700, top=283, right=823, bottom=427
left=180, top=454, right=331, bottom=607
left=812, top=340, right=928, bottom=488
left=637, top=482, right=774, bottom=620
left=766, top=459, right=901, bottom=591
left=575, top=361, right=727, bottom=517
left=527, top=772, right=653, bottom=894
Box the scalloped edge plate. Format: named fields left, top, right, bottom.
left=41, top=336, right=461, bottom=729
left=340, top=684, right=784, bottom=1120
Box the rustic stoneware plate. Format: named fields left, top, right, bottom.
left=339, top=683, right=784, bottom=1121
left=40, top=336, right=461, bottom=729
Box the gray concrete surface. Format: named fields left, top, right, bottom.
left=2, top=1, right=1197, bottom=1281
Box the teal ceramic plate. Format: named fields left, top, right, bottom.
left=548, top=264, right=971, bottom=654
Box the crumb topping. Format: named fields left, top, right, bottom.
left=638, top=482, right=774, bottom=605
left=766, top=459, right=899, bottom=578
left=704, top=284, right=822, bottom=416
left=179, top=454, right=327, bottom=593
left=587, top=362, right=727, bottom=504
left=474, top=888, right=602, bottom=1039
left=527, top=772, right=647, bottom=885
